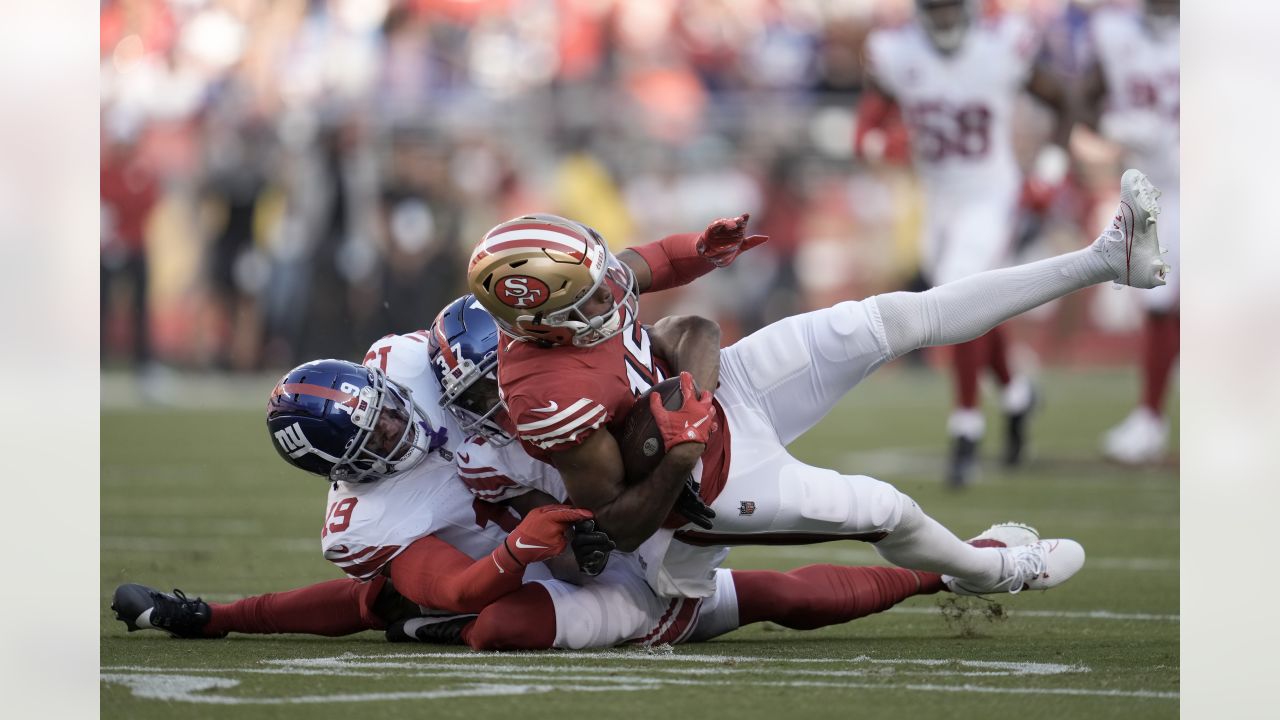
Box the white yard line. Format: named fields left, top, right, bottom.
left=887, top=607, right=1179, bottom=622
left=751, top=545, right=1177, bottom=572
left=102, top=659, right=1179, bottom=705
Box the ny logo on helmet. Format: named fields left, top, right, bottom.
left=274, top=422, right=312, bottom=459
left=496, top=276, right=550, bottom=309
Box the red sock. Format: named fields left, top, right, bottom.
left=204, top=577, right=386, bottom=637
left=986, top=325, right=1012, bottom=386
left=733, top=565, right=942, bottom=631
left=462, top=583, right=556, bottom=650
left=1141, top=310, right=1179, bottom=414
left=952, top=339, right=984, bottom=410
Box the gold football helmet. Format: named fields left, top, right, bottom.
left=466, top=214, right=638, bottom=347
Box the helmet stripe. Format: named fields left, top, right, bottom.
left=272, top=382, right=359, bottom=409
left=433, top=322, right=460, bottom=369
left=482, top=229, right=588, bottom=260
left=485, top=221, right=590, bottom=244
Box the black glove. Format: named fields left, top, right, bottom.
left=673, top=475, right=715, bottom=530
left=569, top=519, right=616, bottom=576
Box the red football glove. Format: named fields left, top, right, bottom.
left=696, top=213, right=769, bottom=267
left=649, top=372, right=716, bottom=451
left=493, top=505, right=595, bottom=573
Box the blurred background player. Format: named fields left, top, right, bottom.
left=859, top=0, right=1074, bottom=486
left=1079, top=0, right=1179, bottom=465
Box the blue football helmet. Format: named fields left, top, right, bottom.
left=266, top=359, right=447, bottom=483
left=427, top=295, right=514, bottom=445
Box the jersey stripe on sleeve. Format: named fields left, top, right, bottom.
left=458, top=465, right=529, bottom=500
left=516, top=399, right=607, bottom=449
left=325, top=544, right=403, bottom=581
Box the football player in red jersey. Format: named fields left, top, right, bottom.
left=468, top=170, right=1170, bottom=599
left=111, top=298, right=964, bottom=650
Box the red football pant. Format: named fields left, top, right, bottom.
left=733, top=564, right=943, bottom=630
left=952, top=326, right=1012, bottom=410
left=204, top=577, right=387, bottom=638
left=461, top=584, right=556, bottom=650
left=1141, top=310, right=1179, bottom=414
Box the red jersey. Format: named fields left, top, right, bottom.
left=497, top=306, right=732, bottom=508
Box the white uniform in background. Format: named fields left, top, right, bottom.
left=866, top=15, right=1038, bottom=284
left=1090, top=8, right=1180, bottom=311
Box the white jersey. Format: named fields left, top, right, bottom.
left=456, top=434, right=566, bottom=504
left=320, top=333, right=516, bottom=582
left=866, top=16, right=1037, bottom=200
left=1089, top=9, right=1179, bottom=191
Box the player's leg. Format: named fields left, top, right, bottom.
left=690, top=451, right=1082, bottom=595
left=933, top=196, right=1018, bottom=486
left=988, top=324, right=1037, bottom=467
left=460, top=583, right=557, bottom=650
left=873, top=169, right=1169, bottom=362
left=1103, top=189, right=1179, bottom=464
left=112, top=576, right=405, bottom=638
left=716, top=297, right=894, bottom=447
left=947, top=337, right=985, bottom=486
left=464, top=555, right=670, bottom=651
left=730, top=566, right=943, bottom=636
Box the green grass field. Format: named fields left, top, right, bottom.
left=101, top=367, right=1178, bottom=719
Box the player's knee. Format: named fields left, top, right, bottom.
left=814, top=301, right=875, bottom=363
left=787, top=469, right=908, bottom=533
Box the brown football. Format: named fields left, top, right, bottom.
left=614, top=377, right=684, bottom=486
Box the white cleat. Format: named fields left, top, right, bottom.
left=1102, top=407, right=1168, bottom=465
left=1092, top=169, right=1171, bottom=289
left=946, top=531, right=1086, bottom=596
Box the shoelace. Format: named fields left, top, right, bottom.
left=150, top=589, right=202, bottom=629
left=1008, top=544, right=1048, bottom=595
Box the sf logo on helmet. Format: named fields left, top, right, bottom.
left=497, top=276, right=550, bottom=309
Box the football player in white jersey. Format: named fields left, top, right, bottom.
left=1079, top=0, right=1180, bottom=464
left=111, top=303, right=953, bottom=650
left=859, top=0, right=1075, bottom=486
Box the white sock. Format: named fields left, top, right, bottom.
left=947, top=408, right=985, bottom=440
left=1002, top=375, right=1034, bottom=415
left=873, top=497, right=1004, bottom=587
left=875, top=247, right=1114, bottom=359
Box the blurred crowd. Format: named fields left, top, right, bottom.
left=100, top=0, right=1142, bottom=373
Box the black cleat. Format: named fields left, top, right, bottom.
left=946, top=436, right=978, bottom=489
left=112, top=583, right=218, bottom=639
left=385, top=615, right=476, bottom=645
left=1003, top=389, right=1038, bottom=467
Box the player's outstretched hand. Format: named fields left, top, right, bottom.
left=495, top=505, right=595, bottom=571
left=569, top=518, right=616, bottom=576
left=697, top=213, right=768, bottom=267
left=650, top=372, right=716, bottom=451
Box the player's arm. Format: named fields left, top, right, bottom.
left=387, top=505, right=592, bottom=614
left=1025, top=64, right=1075, bottom=149
left=550, top=425, right=701, bottom=552
left=854, top=82, right=901, bottom=162
left=620, top=216, right=768, bottom=294
left=505, top=488, right=559, bottom=516
left=648, top=315, right=721, bottom=398
left=548, top=373, right=713, bottom=552
left=1076, top=60, right=1108, bottom=134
